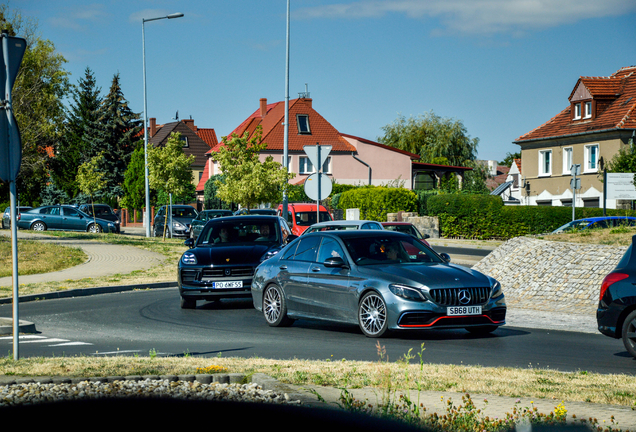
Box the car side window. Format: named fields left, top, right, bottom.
left=316, top=237, right=346, bottom=264
left=64, top=208, right=79, bottom=217
left=291, top=236, right=321, bottom=262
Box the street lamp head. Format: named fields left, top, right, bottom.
left=167, top=13, right=184, bottom=19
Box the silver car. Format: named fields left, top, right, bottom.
left=252, top=230, right=506, bottom=337
left=302, top=220, right=384, bottom=235
left=2, top=206, right=32, bottom=229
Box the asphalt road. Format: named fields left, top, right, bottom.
left=1, top=287, right=633, bottom=375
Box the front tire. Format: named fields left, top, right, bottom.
left=31, top=221, right=46, bottom=231
left=88, top=223, right=102, bottom=233
left=263, top=284, right=293, bottom=327
left=358, top=291, right=388, bottom=337
left=622, top=310, right=636, bottom=359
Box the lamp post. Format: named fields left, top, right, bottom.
left=142, top=12, right=183, bottom=237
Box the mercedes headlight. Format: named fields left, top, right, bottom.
left=389, top=284, right=425, bottom=301
left=491, top=281, right=503, bottom=298
left=182, top=252, right=197, bottom=265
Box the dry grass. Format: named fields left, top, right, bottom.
left=0, top=232, right=186, bottom=298
left=0, top=236, right=86, bottom=278
left=1, top=354, right=635, bottom=407
left=539, top=226, right=636, bottom=246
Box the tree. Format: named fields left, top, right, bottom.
left=0, top=4, right=70, bottom=205
left=85, top=73, right=142, bottom=201
left=120, top=141, right=146, bottom=211
left=499, top=151, right=521, bottom=168
left=76, top=153, right=107, bottom=231
left=212, top=127, right=295, bottom=211
left=378, top=111, right=479, bottom=167
left=606, top=144, right=636, bottom=174
left=148, top=132, right=195, bottom=238
left=204, top=174, right=233, bottom=210
left=50, top=67, right=102, bottom=199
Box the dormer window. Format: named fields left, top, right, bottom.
left=573, top=103, right=581, bottom=120
left=296, top=114, right=311, bottom=134
left=584, top=101, right=592, bottom=119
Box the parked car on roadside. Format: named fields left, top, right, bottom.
left=2, top=206, right=32, bottom=229
left=552, top=216, right=636, bottom=234
left=153, top=205, right=198, bottom=238
left=252, top=230, right=506, bottom=337
left=303, top=220, right=384, bottom=235
left=178, top=215, right=297, bottom=309
left=597, top=234, right=636, bottom=359
left=382, top=222, right=431, bottom=247
left=16, top=205, right=118, bottom=233
left=78, top=203, right=121, bottom=233
left=189, top=209, right=234, bottom=240
left=277, top=203, right=332, bottom=236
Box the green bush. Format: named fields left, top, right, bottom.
left=338, top=187, right=417, bottom=221
left=428, top=193, right=636, bottom=239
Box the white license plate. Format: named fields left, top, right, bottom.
left=212, top=281, right=243, bottom=289
left=447, top=306, right=481, bottom=316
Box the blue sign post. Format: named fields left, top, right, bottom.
left=0, top=32, right=27, bottom=360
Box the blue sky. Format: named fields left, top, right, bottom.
left=10, top=0, right=636, bottom=163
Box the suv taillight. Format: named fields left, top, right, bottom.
left=600, top=272, right=629, bottom=301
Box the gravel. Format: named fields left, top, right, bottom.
left=0, top=378, right=302, bottom=407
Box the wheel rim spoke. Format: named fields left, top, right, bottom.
left=264, top=289, right=281, bottom=322
left=360, top=295, right=386, bottom=334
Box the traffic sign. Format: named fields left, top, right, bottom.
left=304, top=172, right=332, bottom=201
left=0, top=109, right=21, bottom=182
left=303, top=144, right=332, bottom=170
left=0, top=35, right=26, bottom=97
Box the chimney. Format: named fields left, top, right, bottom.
left=150, top=118, right=156, bottom=137
left=304, top=98, right=312, bottom=109
left=183, top=118, right=196, bottom=132
left=260, top=98, right=267, bottom=118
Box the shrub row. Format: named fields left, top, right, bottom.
left=428, top=194, right=636, bottom=239
left=337, top=187, right=418, bottom=221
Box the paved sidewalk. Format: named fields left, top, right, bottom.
left=0, top=229, right=165, bottom=288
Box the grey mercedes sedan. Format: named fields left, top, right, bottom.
left=252, top=230, right=506, bottom=337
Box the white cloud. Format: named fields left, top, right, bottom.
left=293, top=0, right=636, bottom=36
left=49, top=4, right=110, bottom=31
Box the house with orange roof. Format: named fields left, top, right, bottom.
left=146, top=117, right=218, bottom=209
left=514, top=66, right=636, bottom=208
left=197, top=96, right=473, bottom=205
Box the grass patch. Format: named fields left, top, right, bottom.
left=0, top=236, right=86, bottom=278
left=541, top=226, right=636, bottom=246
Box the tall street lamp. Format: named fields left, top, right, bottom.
left=142, top=12, right=184, bottom=237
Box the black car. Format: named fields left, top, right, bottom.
left=234, top=208, right=277, bottom=216
left=153, top=205, right=198, bottom=238
left=189, top=209, right=234, bottom=240
left=597, top=234, right=636, bottom=359
left=2, top=206, right=32, bottom=229
left=78, top=204, right=121, bottom=233
left=178, top=215, right=296, bottom=309
left=252, top=230, right=505, bottom=337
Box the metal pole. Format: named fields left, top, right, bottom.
left=142, top=13, right=183, bottom=238
left=3, top=33, right=18, bottom=359
left=142, top=19, right=151, bottom=238
left=282, top=0, right=290, bottom=221
left=316, top=144, right=320, bottom=222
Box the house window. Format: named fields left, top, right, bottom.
left=299, top=156, right=330, bottom=174
left=562, top=147, right=573, bottom=174
left=584, top=101, right=592, bottom=119
left=297, top=115, right=311, bottom=134
left=299, top=157, right=314, bottom=174
left=281, top=155, right=292, bottom=171
left=539, top=150, right=552, bottom=176
left=181, top=136, right=189, bottom=148
left=585, top=144, right=599, bottom=172
left=573, top=103, right=581, bottom=120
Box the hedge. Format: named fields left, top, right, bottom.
left=337, top=187, right=418, bottom=221
left=427, top=193, right=636, bottom=239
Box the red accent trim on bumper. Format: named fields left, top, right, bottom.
left=399, top=315, right=504, bottom=328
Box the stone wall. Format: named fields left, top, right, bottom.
left=386, top=212, right=440, bottom=238
left=473, top=237, right=625, bottom=314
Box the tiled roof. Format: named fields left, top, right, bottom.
left=196, top=159, right=210, bottom=192
left=516, top=66, right=636, bottom=143
left=218, top=98, right=357, bottom=153
left=197, top=128, right=218, bottom=148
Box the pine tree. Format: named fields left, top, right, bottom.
left=86, top=73, right=142, bottom=201
left=50, top=67, right=102, bottom=198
